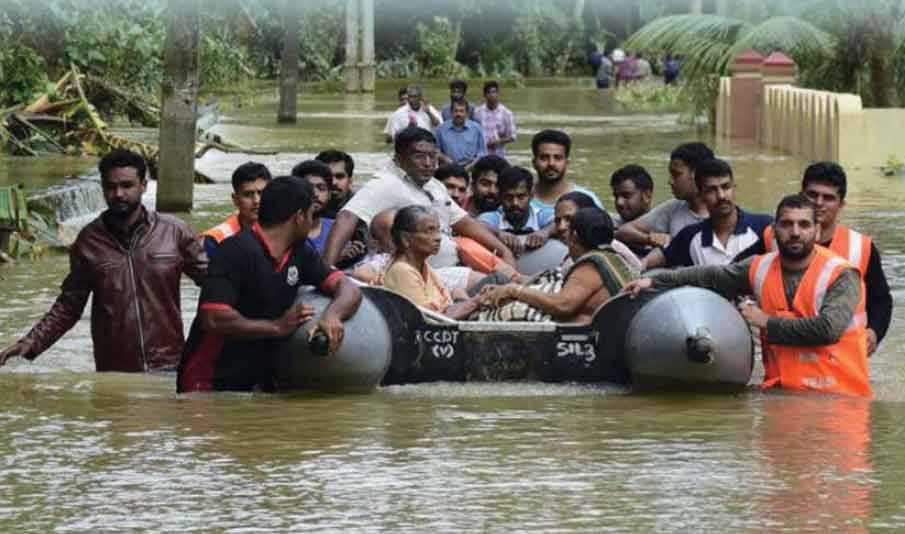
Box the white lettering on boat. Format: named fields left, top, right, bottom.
left=556, top=338, right=597, bottom=363
left=417, top=330, right=459, bottom=360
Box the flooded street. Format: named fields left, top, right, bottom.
left=2, top=80, right=905, bottom=531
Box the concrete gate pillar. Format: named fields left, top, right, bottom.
left=726, top=50, right=765, bottom=142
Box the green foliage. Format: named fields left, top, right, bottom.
left=415, top=17, right=469, bottom=79
left=63, top=12, right=166, bottom=93
left=0, top=45, right=48, bottom=108
left=201, top=30, right=253, bottom=89
left=614, top=81, right=683, bottom=108
left=375, top=51, right=421, bottom=79
left=514, top=6, right=585, bottom=77
left=624, top=14, right=836, bottom=127
left=297, top=4, right=344, bottom=81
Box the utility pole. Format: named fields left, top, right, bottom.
left=360, top=0, right=375, bottom=92
left=157, top=0, right=200, bottom=212
left=345, top=0, right=375, bottom=93
left=278, top=0, right=300, bottom=123
left=344, top=0, right=360, bottom=93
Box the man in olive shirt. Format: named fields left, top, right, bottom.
left=623, top=194, right=861, bottom=349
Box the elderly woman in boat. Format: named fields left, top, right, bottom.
left=382, top=205, right=486, bottom=320
left=482, top=207, right=637, bottom=324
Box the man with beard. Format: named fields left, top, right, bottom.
left=530, top=129, right=603, bottom=224
left=465, top=154, right=510, bottom=217
left=478, top=166, right=552, bottom=256
left=383, top=85, right=441, bottom=143
left=315, top=150, right=355, bottom=219
left=199, top=161, right=271, bottom=257
left=610, top=164, right=655, bottom=257
left=623, top=193, right=871, bottom=397
left=610, top=164, right=653, bottom=226
left=0, top=149, right=208, bottom=371
left=616, top=142, right=712, bottom=248
left=291, top=160, right=335, bottom=256
left=738, top=162, right=892, bottom=354
left=642, top=158, right=771, bottom=269
left=315, top=150, right=367, bottom=268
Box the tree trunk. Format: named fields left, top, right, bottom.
left=344, top=0, right=360, bottom=93
left=866, top=5, right=899, bottom=107
left=278, top=0, right=300, bottom=123
left=868, top=33, right=897, bottom=107
left=157, top=0, right=200, bottom=213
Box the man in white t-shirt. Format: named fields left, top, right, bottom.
left=383, top=85, right=441, bottom=143
left=323, top=127, right=516, bottom=270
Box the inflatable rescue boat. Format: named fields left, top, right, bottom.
left=274, top=284, right=755, bottom=393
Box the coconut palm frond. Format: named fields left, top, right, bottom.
left=624, top=14, right=750, bottom=53
left=624, top=14, right=751, bottom=76
left=727, top=16, right=835, bottom=59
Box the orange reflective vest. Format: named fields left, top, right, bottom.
left=748, top=246, right=871, bottom=397
left=763, top=224, right=871, bottom=276
left=199, top=214, right=242, bottom=244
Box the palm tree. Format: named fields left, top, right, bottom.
left=623, top=14, right=832, bottom=127
left=625, top=14, right=832, bottom=88
left=625, top=4, right=905, bottom=111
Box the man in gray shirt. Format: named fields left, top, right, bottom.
left=616, top=142, right=713, bottom=248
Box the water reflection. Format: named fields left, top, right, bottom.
left=754, top=395, right=874, bottom=532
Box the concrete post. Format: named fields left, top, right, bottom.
left=760, top=52, right=798, bottom=86
left=344, top=0, right=361, bottom=93
left=725, top=50, right=765, bottom=142
left=157, top=0, right=200, bottom=213
left=360, top=0, right=375, bottom=93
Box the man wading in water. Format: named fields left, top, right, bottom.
left=0, top=149, right=208, bottom=372
left=623, top=194, right=872, bottom=397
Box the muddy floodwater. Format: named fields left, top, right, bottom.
left=2, top=80, right=905, bottom=532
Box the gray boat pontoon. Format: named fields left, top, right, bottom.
left=274, top=284, right=755, bottom=394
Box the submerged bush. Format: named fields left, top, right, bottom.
left=0, top=45, right=49, bottom=108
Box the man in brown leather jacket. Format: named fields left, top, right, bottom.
left=0, top=149, right=208, bottom=372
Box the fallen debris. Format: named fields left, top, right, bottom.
left=0, top=65, right=229, bottom=184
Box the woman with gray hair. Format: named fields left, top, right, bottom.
left=382, top=205, right=486, bottom=320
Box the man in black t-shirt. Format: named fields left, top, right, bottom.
left=178, top=176, right=362, bottom=393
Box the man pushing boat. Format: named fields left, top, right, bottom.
left=178, top=176, right=361, bottom=393
left=622, top=194, right=871, bottom=397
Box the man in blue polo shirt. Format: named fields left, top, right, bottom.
left=178, top=176, right=361, bottom=393
left=479, top=166, right=553, bottom=255
left=436, top=100, right=486, bottom=170
left=642, top=158, right=771, bottom=269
